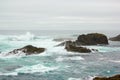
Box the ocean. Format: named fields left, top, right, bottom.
left=0, top=30, right=120, bottom=80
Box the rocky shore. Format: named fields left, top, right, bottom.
left=93, top=74, right=120, bottom=80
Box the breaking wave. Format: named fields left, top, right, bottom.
left=0, top=32, right=51, bottom=41
left=15, top=64, right=59, bottom=74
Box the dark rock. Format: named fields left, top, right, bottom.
left=65, top=41, right=91, bottom=53
left=76, top=33, right=109, bottom=45
left=93, top=74, right=120, bottom=80
left=8, top=45, right=45, bottom=55
left=65, top=41, right=76, bottom=47
left=91, top=49, right=98, bottom=52
left=109, top=34, right=120, bottom=41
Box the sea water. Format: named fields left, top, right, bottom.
left=0, top=30, right=120, bottom=80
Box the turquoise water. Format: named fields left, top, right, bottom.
left=0, top=31, right=120, bottom=80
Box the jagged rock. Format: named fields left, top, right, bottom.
left=93, top=74, right=120, bottom=80
left=8, top=45, right=45, bottom=55
left=65, top=41, right=91, bottom=53
left=76, top=33, right=109, bottom=45
left=109, top=34, right=120, bottom=41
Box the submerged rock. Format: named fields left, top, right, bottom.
left=91, top=49, right=98, bottom=52
left=76, top=33, right=109, bottom=45
left=109, top=34, right=120, bottom=41
left=65, top=41, right=91, bottom=53
left=8, top=45, right=45, bottom=55
left=93, top=74, right=120, bottom=80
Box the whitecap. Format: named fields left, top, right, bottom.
left=0, top=51, right=26, bottom=59
left=56, top=56, right=84, bottom=62
left=0, top=32, right=37, bottom=41
left=15, top=64, right=59, bottom=73
left=0, top=72, right=18, bottom=76
left=109, top=60, right=120, bottom=63
left=8, top=32, right=35, bottom=41
left=68, top=77, right=82, bottom=80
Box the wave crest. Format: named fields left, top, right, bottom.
left=8, top=32, right=35, bottom=41
left=0, top=32, right=36, bottom=41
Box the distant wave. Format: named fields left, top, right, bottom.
left=0, top=32, right=36, bottom=41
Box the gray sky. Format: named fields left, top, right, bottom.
left=0, top=0, right=120, bottom=30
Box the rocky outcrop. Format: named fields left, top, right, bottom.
left=109, top=34, right=120, bottom=41
left=55, top=33, right=108, bottom=53
left=65, top=41, right=91, bottom=53
left=93, top=74, right=120, bottom=80
left=55, top=33, right=109, bottom=46
left=8, top=45, right=45, bottom=55
left=76, top=33, right=109, bottom=45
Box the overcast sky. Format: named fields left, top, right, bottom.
left=0, top=0, right=120, bottom=30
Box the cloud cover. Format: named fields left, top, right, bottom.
left=0, top=0, right=120, bottom=30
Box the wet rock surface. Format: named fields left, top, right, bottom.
left=109, top=34, right=120, bottom=41
left=65, top=41, right=91, bottom=53
left=76, top=33, right=109, bottom=45
left=8, top=45, right=45, bottom=55
left=93, top=74, right=120, bottom=80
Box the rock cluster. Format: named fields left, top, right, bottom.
left=56, top=33, right=108, bottom=53
left=8, top=45, right=45, bottom=55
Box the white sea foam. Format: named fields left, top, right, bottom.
left=0, top=72, right=18, bottom=76
left=15, top=64, right=59, bottom=73
left=0, top=63, right=59, bottom=76
left=56, top=56, right=84, bottom=62
left=11, top=32, right=35, bottom=41
left=68, top=77, right=82, bottom=80
left=0, top=50, right=27, bottom=58
left=85, top=46, right=120, bottom=52
left=0, top=50, right=50, bottom=59
left=0, top=32, right=36, bottom=41
left=109, top=60, right=120, bottom=63
left=85, top=76, right=95, bottom=80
